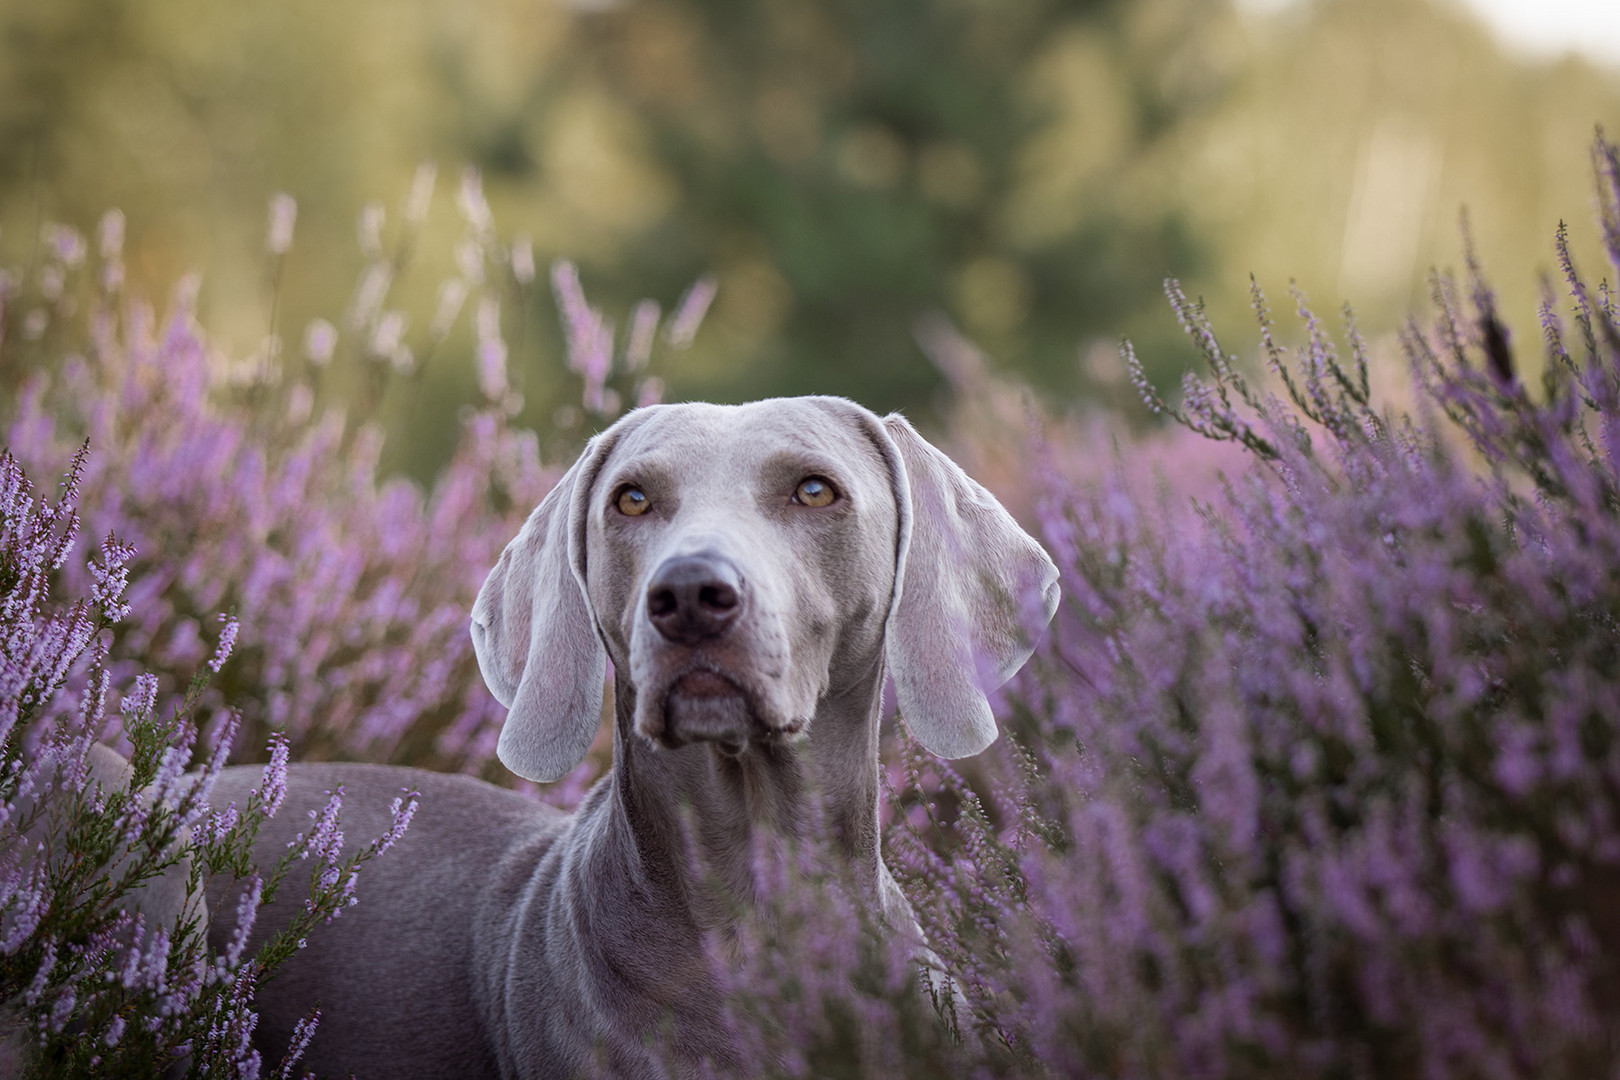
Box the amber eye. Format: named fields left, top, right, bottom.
left=792, top=476, right=837, bottom=507
left=615, top=486, right=651, bottom=516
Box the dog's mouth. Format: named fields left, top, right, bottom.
left=642, top=666, right=804, bottom=754
left=671, top=669, right=742, bottom=699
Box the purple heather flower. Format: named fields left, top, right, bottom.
left=667, top=274, right=717, bottom=350
left=625, top=299, right=660, bottom=372
left=276, top=1010, right=320, bottom=1080
left=97, top=209, right=124, bottom=260
left=356, top=202, right=385, bottom=261
left=266, top=194, right=297, bottom=257
left=209, top=615, right=239, bottom=673
left=222, top=873, right=262, bottom=972
left=370, top=311, right=407, bottom=361
left=348, top=262, right=393, bottom=331
left=475, top=297, right=508, bottom=402
left=302, top=318, right=337, bottom=366
left=1, top=875, right=48, bottom=953
left=296, top=787, right=344, bottom=865
left=456, top=167, right=493, bottom=238
left=48, top=987, right=76, bottom=1033
left=635, top=376, right=665, bottom=409
left=373, top=789, right=419, bottom=855
left=120, top=672, right=159, bottom=721
left=550, top=259, right=613, bottom=411
left=43, top=222, right=86, bottom=267
left=430, top=279, right=468, bottom=341
left=195, top=802, right=241, bottom=847
left=256, top=733, right=290, bottom=818
left=404, top=162, right=436, bottom=226
left=511, top=236, right=535, bottom=286
left=24, top=940, right=57, bottom=1005
left=187, top=710, right=241, bottom=811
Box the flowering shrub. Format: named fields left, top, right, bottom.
left=0, top=171, right=710, bottom=783
left=8, top=127, right=1620, bottom=1077
left=701, top=134, right=1620, bottom=1079
left=0, top=446, right=415, bottom=1078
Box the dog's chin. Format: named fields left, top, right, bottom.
left=658, top=670, right=753, bottom=752
left=639, top=670, right=804, bottom=754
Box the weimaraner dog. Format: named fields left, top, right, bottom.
left=204, top=396, right=1059, bottom=1078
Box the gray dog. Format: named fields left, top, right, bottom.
left=204, top=396, right=1058, bottom=1078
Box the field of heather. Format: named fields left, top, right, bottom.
left=3, top=131, right=1620, bottom=1077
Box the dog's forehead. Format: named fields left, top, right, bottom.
left=605, top=399, right=886, bottom=487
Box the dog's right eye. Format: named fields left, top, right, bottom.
left=615, top=486, right=651, bottom=516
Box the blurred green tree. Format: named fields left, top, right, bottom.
left=0, top=0, right=1616, bottom=480
left=0, top=0, right=1224, bottom=460
left=522, top=0, right=1224, bottom=413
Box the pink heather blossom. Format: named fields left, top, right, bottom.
left=475, top=297, right=508, bottom=401
left=456, top=167, right=493, bottom=238
left=510, top=236, right=535, bottom=286
left=256, top=733, right=290, bottom=818
left=625, top=299, right=660, bottom=371
left=374, top=789, right=420, bottom=855
left=549, top=259, right=613, bottom=410
left=98, top=210, right=126, bottom=293
left=357, top=202, right=385, bottom=260
left=195, top=802, right=241, bottom=847
left=667, top=274, right=717, bottom=349
left=635, top=376, right=665, bottom=409
left=120, top=672, right=158, bottom=720
left=430, top=279, right=468, bottom=340
left=266, top=194, right=297, bottom=257
left=223, top=873, right=262, bottom=971
left=404, top=162, right=437, bottom=225
left=24, top=940, right=56, bottom=1005
left=276, top=1010, right=320, bottom=1080
left=296, top=787, right=344, bottom=866
left=209, top=614, right=239, bottom=673
left=302, top=318, right=337, bottom=366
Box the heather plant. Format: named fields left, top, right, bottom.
left=9, top=127, right=1620, bottom=1079
left=676, top=134, right=1620, bottom=1080
left=0, top=171, right=710, bottom=785
left=0, top=444, right=418, bottom=1079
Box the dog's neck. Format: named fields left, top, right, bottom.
left=604, top=662, right=887, bottom=930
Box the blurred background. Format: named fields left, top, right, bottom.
left=1, top=0, right=1617, bottom=481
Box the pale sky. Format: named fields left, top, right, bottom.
left=1238, top=0, right=1620, bottom=68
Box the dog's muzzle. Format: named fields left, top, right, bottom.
left=646, top=553, right=743, bottom=645
left=640, top=553, right=761, bottom=751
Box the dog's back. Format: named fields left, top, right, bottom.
left=205, top=763, right=566, bottom=1079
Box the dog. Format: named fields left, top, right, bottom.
left=202, top=396, right=1059, bottom=1078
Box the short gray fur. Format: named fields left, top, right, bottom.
left=203, top=396, right=1059, bottom=1079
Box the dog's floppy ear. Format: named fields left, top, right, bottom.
left=471, top=433, right=616, bottom=783
left=879, top=413, right=1059, bottom=759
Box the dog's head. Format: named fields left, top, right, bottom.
left=470, top=397, right=1059, bottom=782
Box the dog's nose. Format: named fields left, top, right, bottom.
left=647, top=555, right=743, bottom=644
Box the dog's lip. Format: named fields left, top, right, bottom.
left=669, top=669, right=744, bottom=699
left=649, top=664, right=809, bottom=749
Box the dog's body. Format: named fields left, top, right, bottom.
left=207, top=397, right=1057, bottom=1078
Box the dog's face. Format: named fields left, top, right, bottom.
left=580, top=400, right=900, bottom=753
left=472, top=395, right=1059, bottom=783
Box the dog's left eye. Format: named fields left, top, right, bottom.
left=615, top=486, right=651, bottom=516
left=792, top=476, right=838, bottom=507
